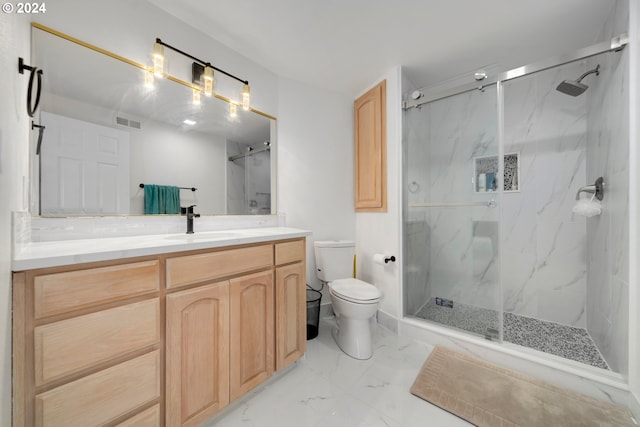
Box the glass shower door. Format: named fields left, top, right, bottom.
left=403, top=83, right=502, bottom=341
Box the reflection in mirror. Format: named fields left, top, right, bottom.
left=32, top=25, right=275, bottom=216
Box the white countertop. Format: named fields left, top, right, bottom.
left=13, top=227, right=311, bottom=270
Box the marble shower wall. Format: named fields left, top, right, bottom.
left=502, top=61, right=588, bottom=328
left=585, top=0, right=629, bottom=374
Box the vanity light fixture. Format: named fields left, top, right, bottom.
left=153, top=38, right=251, bottom=109
left=152, top=41, right=165, bottom=77
left=192, top=88, right=201, bottom=105
left=144, top=68, right=155, bottom=89
left=203, top=65, right=214, bottom=97
left=242, top=83, right=251, bottom=110
left=229, top=102, right=237, bottom=118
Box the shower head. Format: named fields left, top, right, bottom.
left=556, top=80, right=589, bottom=96
left=555, top=64, right=600, bottom=97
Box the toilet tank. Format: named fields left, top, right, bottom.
left=313, top=240, right=355, bottom=282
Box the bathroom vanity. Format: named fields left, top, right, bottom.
left=12, top=228, right=309, bottom=427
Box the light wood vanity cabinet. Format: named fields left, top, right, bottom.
left=166, top=282, right=230, bottom=427
left=13, top=260, right=162, bottom=427
left=13, top=238, right=307, bottom=427
left=275, top=240, right=307, bottom=370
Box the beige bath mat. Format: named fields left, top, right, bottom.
left=410, top=346, right=635, bottom=427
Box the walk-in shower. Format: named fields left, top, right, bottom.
left=402, top=33, right=629, bottom=374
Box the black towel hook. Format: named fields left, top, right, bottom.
left=32, top=122, right=46, bottom=155
left=19, top=57, right=43, bottom=118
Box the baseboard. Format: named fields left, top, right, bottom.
left=376, top=309, right=398, bottom=333
left=630, top=391, right=640, bottom=424
left=319, top=302, right=334, bottom=319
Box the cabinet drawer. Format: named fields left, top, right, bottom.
left=34, top=299, right=160, bottom=386
left=34, top=260, right=159, bottom=319
left=166, top=244, right=273, bottom=289
left=275, top=240, right=305, bottom=265
left=115, top=405, right=160, bottom=427
left=35, top=350, right=160, bottom=427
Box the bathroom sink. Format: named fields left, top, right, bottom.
left=164, top=232, right=241, bottom=241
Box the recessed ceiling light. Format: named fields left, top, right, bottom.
left=183, top=119, right=196, bottom=125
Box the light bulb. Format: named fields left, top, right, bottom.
left=192, top=88, right=201, bottom=105
left=152, top=42, right=164, bottom=77
left=242, top=83, right=251, bottom=110
left=229, top=102, right=237, bottom=118
left=144, top=68, right=154, bottom=88
left=203, top=66, right=214, bottom=97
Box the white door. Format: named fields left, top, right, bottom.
left=40, top=112, right=130, bottom=215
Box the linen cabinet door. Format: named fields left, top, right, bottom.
left=166, top=282, right=230, bottom=427
left=275, top=262, right=306, bottom=370
left=354, top=79, right=387, bottom=211
left=229, top=270, right=274, bottom=401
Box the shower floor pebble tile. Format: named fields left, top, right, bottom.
left=415, top=298, right=609, bottom=370
left=204, top=318, right=472, bottom=427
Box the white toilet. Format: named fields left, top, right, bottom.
left=314, top=240, right=382, bottom=360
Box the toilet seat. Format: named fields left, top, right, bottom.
left=330, top=278, right=381, bottom=304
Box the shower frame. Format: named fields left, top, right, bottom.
left=403, top=33, right=628, bottom=111
left=401, top=32, right=630, bottom=380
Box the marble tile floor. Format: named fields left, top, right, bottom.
left=204, top=317, right=472, bottom=427
left=415, top=297, right=609, bottom=370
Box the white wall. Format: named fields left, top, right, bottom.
left=355, top=66, right=403, bottom=320
left=0, top=12, right=31, bottom=423
left=277, top=77, right=355, bottom=296
left=628, top=0, right=640, bottom=417
left=128, top=120, right=226, bottom=215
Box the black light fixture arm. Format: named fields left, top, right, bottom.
left=155, top=38, right=249, bottom=85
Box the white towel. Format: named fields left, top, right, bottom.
left=572, top=198, right=601, bottom=218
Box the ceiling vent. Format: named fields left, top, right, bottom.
left=115, top=116, right=141, bottom=130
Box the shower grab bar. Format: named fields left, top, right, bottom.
left=410, top=199, right=497, bottom=208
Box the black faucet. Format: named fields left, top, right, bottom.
left=182, top=205, right=200, bottom=234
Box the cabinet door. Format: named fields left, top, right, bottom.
left=166, top=282, right=230, bottom=427
left=354, top=79, right=387, bottom=211
left=229, top=270, right=274, bottom=401
left=275, top=262, right=306, bottom=370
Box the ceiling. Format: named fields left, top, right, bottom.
left=147, top=0, right=618, bottom=97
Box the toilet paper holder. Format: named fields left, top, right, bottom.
left=384, top=255, right=396, bottom=264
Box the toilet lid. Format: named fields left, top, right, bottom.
left=330, top=278, right=381, bottom=303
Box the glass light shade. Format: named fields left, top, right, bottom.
left=152, top=42, right=164, bottom=77
left=229, top=102, right=237, bottom=118
left=192, top=88, right=201, bottom=105
left=144, top=68, right=154, bottom=88
left=203, top=66, right=214, bottom=97
left=242, top=83, right=251, bottom=110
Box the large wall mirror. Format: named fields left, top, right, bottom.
left=31, top=24, right=276, bottom=217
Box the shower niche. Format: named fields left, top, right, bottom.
left=473, top=152, right=519, bottom=193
